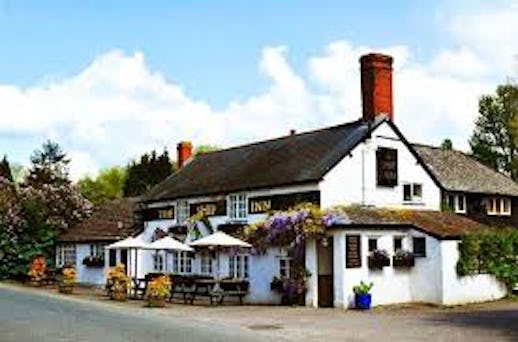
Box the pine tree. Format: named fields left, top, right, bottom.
left=0, top=155, right=13, bottom=182
left=27, top=140, right=70, bottom=187
left=469, top=84, right=518, bottom=180
left=123, top=149, right=174, bottom=196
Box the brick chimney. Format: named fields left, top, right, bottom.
left=177, top=141, right=193, bottom=168
left=360, top=53, right=393, bottom=121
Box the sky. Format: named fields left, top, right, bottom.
left=0, top=0, right=517, bottom=180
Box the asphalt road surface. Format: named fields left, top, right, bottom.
left=0, top=287, right=273, bottom=342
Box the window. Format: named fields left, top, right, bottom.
left=57, top=244, right=76, bottom=267
left=177, top=201, right=190, bottom=224
left=228, top=193, right=247, bottom=220
left=120, top=249, right=128, bottom=268
left=200, top=252, right=213, bottom=274
left=486, top=197, right=511, bottom=216
left=376, top=147, right=398, bottom=187
left=394, top=237, right=403, bottom=252
left=228, top=255, right=249, bottom=279
left=279, top=257, right=292, bottom=278
left=89, top=244, right=104, bottom=257
left=403, top=183, right=423, bottom=202
left=172, top=252, right=192, bottom=274
left=447, top=194, right=467, bottom=214
left=412, top=237, right=426, bottom=257
left=109, top=249, right=117, bottom=267
left=153, top=253, right=164, bottom=271
left=368, top=238, right=378, bottom=252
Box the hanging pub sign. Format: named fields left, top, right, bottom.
left=376, top=147, right=398, bottom=187
left=248, top=191, right=320, bottom=214
left=189, top=200, right=227, bottom=217
left=346, top=234, right=362, bottom=268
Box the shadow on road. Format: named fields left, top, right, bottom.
left=425, top=309, right=518, bottom=338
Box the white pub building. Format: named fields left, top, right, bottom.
left=58, top=53, right=516, bottom=308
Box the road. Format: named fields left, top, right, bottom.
left=0, top=286, right=273, bottom=342
left=1, top=284, right=517, bottom=341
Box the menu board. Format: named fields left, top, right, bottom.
left=346, top=235, right=362, bottom=268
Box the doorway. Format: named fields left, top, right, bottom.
left=317, top=237, right=334, bottom=307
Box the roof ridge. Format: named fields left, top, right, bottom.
left=195, top=118, right=365, bottom=158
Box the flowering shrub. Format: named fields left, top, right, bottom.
left=27, top=256, right=47, bottom=283
left=145, top=275, right=171, bottom=299
left=107, top=264, right=131, bottom=293
left=61, top=267, right=77, bottom=287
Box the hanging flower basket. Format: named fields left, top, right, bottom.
left=82, top=256, right=105, bottom=268
left=368, top=250, right=390, bottom=269
left=393, top=250, right=415, bottom=268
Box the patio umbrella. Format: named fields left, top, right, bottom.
left=144, top=236, right=194, bottom=273
left=189, top=231, right=251, bottom=280
left=106, top=236, right=150, bottom=279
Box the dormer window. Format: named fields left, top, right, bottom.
left=447, top=194, right=466, bottom=214
left=486, top=197, right=511, bottom=216
left=228, top=193, right=247, bottom=220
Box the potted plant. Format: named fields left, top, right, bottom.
left=393, top=249, right=415, bottom=268
left=27, top=256, right=47, bottom=286
left=106, top=264, right=130, bottom=301
left=270, top=276, right=284, bottom=291
left=59, top=266, right=76, bottom=294
left=145, top=275, right=171, bottom=308
left=82, top=255, right=105, bottom=267
left=368, top=249, right=390, bottom=269
left=353, top=281, right=373, bottom=310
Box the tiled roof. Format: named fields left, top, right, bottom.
left=336, top=207, right=488, bottom=239
left=145, top=116, right=387, bottom=202
left=413, top=144, right=518, bottom=196
left=58, top=198, right=142, bottom=242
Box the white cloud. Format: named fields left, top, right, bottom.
left=0, top=2, right=515, bottom=180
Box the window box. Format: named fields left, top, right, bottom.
left=82, top=255, right=104, bottom=268
left=392, top=250, right=415, bottom=268
left=368, top=250, right=390, bottom=269
left=270, top=276, right=284, bottom=291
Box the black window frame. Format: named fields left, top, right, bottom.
left=394, top=236, right=403, bottom=252
left=412, top=237, right=426, bottom=257
left=109, top=249, right=117, bottom=267
left=368, top=238, right=378, bottom=252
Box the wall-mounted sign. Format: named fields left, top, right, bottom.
left=248, top=191, right=320, bottom=214
left=142, top=206, right=175, bottom=221
left=190, top=200, right=226, bottom=217
left=346, top=234, right=362, bottom=268
left=376, top=147, right=398, bottom=187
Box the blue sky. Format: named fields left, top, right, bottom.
left=0, top=1, right=516, bottom=179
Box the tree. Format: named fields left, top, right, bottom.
left=78, top=166, right=127, bottom=204
left=194, top=144, right=221, bottom=155
left=440, top=139, right=453, bottom=150
left=469, top=84, right=518, bottom=180
left=0, top=156, right=13, bottom=182
left=123, top=149, right=174, bottom=197
left=27, top=140, right=70, bottom=187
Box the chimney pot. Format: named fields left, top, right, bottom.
left=177, top=141, right=193, bottom=168
left=290, top=129, right=296, bottom=136
left=360, top=53, right=394, bottom=121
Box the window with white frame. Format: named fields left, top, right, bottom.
left=228, top=193, right=247, bottom=220
left=200, top=252, right=213, bottom=274
left=447, top=194, right=467, bottom=214
left=486, top=197, right=512, bottom=216
left=153, top=253, right=164, bottom=271
left=89, top=244, right=104, bottom=257
left=279, top=257, right=292, bottom=278
left=177, top=201, right=190, bottom=224
left=403, top=183, right=423, bottom=202
left=228, top=255, right=249, bottom=279
left=172, top=252, right=192, bottom=274
left=57, top=244, right=76, bottom=267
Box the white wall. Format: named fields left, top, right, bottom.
left=440, top=240, right=506, bottom=305
left=75, top=244, right=107, bottom=286
left=319, top=122, right=441, bottom=210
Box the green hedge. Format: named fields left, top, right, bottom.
left=457, top=229, right=518, bottom=293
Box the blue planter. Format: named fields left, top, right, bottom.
left=355, top=294, right=372, bottom=309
